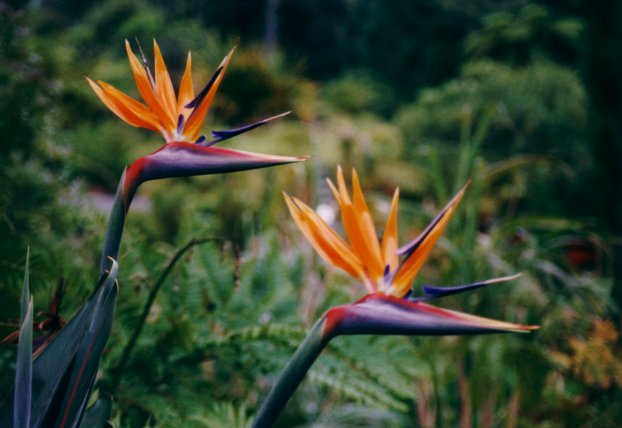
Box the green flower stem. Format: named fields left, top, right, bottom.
left=99, top=169, right=129, bottom=274
left=252, top=315, right=330, bottom=428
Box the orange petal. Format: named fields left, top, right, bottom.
left=125, top=40, right=175, bottom=133
left=335, top=165, right=351, bottom=204
left=351, top=169, right=384, bottom=271
left=381, top=188, right=400, bottom=272
left=87, top=78, right=160, bottom=131
left=331, top=168, right=384, bottom=283
left=184, top=47, right=235, bottom=141
left=153, top=39, right=178, bottom=125
left=96, top=80, right=162, bottom=130
left=391, top=185, right=467, bottom=296
left=326, top=178, right=340, bottom=203
left=284, top=195, right=368, bottom=287
left=178, top=52, right=195, bottom=117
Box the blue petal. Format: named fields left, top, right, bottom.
left=206, top=112, right=290, bottom=146
left=383, top=264, right=391, bottom=279
left=177, top=114, right=185, bottom=134
left=184, top=66, right=223, bottom=109
left=398, top=184, right=468, bottom=258
left=410, top=274, right=522, bottom=301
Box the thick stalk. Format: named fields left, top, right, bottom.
left=252, top=315, right=330, bottom=428
left=99, top=169, right=129, bottom=274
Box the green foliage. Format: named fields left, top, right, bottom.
left=393, top=104, right=617, bottom=427
left=216, top=48, right=304, bottom=124
left=0, top=7, right=55, bottom=157
left=322, top=72, right=397, bottom=117
left=1, top=0, right=621, bottom=427
left=395, top=58, right=589, bottom=217
left=395, top=60, right=587, bottom=159
left=0, top=7, right=103, bottom=359
left=465, top=3, right=582, bottom=65
left=189, top=402, right=253, bottom=428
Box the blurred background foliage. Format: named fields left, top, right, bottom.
left=1, top=0, right=621, bottom=426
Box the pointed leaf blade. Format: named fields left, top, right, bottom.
left=0, top=262, right=118, bottom=427
left=79, top=397, right=112, bottom=428
left=56, top=260, right=118, bottom=428
left=14, top=297, right=33, bottom=428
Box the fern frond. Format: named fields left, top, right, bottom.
left=189, top=401, right=253, bottom=428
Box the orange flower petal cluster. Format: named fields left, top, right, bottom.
left=87, top=40, right=233, bottom=143
left=285, top=167, right=465, bottom=297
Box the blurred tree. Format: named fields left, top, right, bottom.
left=278, top=0, right=478, bottom=99
left=465, top=3, right=582, bottom=65
left=580, top=0, right=622, bottom=307
left=395, top=59, right=587, bottom=215
left=0, top=4, right=54, bottom=157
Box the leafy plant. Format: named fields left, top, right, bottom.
left=0, top=37, right=304, bottom=428
left=0, top=257, right=118, bottom=427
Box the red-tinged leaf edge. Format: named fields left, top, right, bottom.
left=0, top=260, right=119, bottom=428
left=54, top=262, right=118, bottom=428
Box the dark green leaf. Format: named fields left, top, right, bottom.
left=54, top=261, right=118, bottom=428
left=15, top=249, right=33, bottom=428
left=79, top=397, right=112, bottom=428
left=0, top=261, right=118, bottom=428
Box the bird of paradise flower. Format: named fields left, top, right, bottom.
left=252, top=167, right=538, bottom=427
left=87, top=40, right=305, bottom=271
left=284, top=166, right=537, bottom=334
left=87, top=39, right=289, bottom=145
